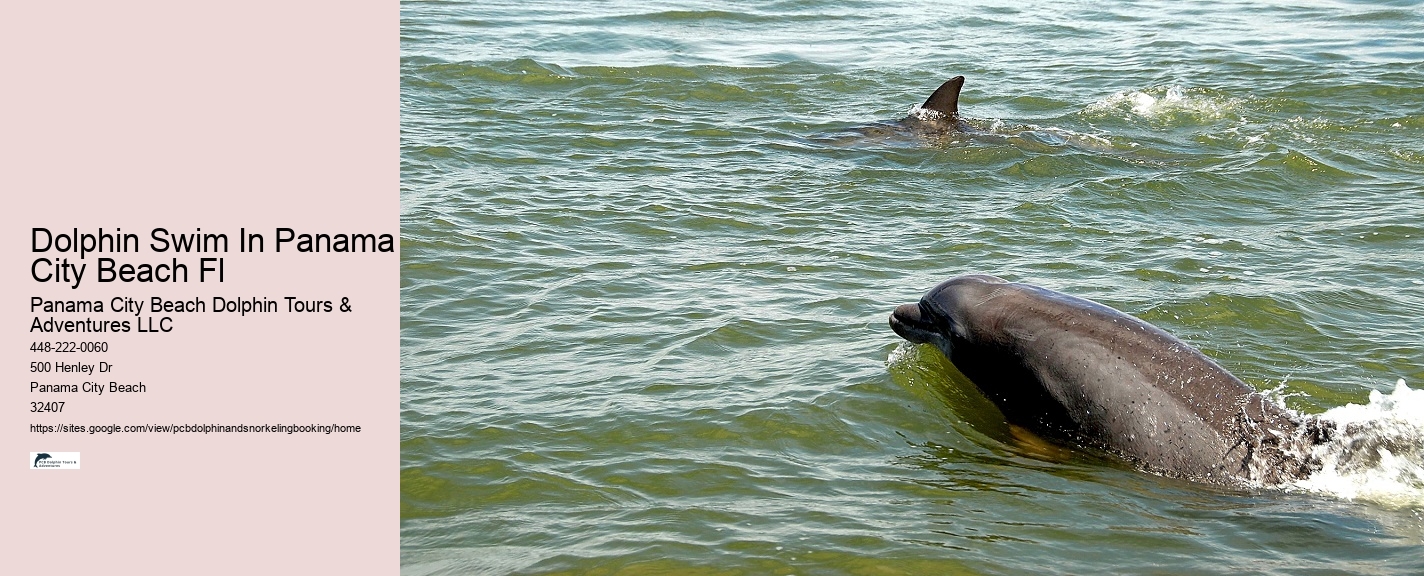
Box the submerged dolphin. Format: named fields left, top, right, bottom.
left=889, top=274, right=1330, bottom=486
left=846, top=76, right=971, bottom=141
left=847, top=76, right=1139, bottom=157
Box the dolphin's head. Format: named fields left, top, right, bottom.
left=890, top=274, right=1009, bottom=357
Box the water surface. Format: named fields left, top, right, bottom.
left=401, top=1, right=1424, bottom=573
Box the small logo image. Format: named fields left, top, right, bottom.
left=30, top=452, right=80, bottom=469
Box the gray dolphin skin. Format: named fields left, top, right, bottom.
left=890, top=274, right=1330, bottom=486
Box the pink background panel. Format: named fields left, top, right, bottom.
left=1, top=2, right=397, bottom=574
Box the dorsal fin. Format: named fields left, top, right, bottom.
left=921, top=76, right=965, bottom=117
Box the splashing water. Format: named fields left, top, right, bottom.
left=1132, top=86, right=1184, bottom=116
left=904, top=104, right=949, bottom=122
left=1085, top=85, right=1240, bottom=123
left=1293, top=379, right=1424, bottom=507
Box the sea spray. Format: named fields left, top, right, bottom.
left=1084, top=85, right=1241, bottom=123
left=1293, top=379, right=1424, bottom=507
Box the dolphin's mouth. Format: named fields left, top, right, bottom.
left=889, top=302, right=935, bottom=343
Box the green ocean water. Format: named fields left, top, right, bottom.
left=400, top=1, right=1424, bottom=573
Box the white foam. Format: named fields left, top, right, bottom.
left=904, top=104, right=948, bottom=122
left=1130, top=92, right=1158, bottom=116
left=1086, top=85, right=1239, bottom=122
left=1292, top=379, right=1424, bottom=508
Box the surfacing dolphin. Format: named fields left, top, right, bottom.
left=843, top=76, right=1141, bottom=157
left=889, top=274, right=1331, bottom=487
left=845, top=76, right=972, bottom=142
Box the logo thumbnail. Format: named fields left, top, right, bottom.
left=30, top=452, right=80, bottom=469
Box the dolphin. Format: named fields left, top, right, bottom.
left=844, top=76, right=1145, bottom=158
left=844, top=76, right=971, bottom=142
left=34, top=453, right=52, bottom=467
left=889, top=274, right=1330, bottom=486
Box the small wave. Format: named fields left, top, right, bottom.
left=994, top=123, right=1118, bottom=154
left=1293, top=379, right=1424, bottom=507
left=1085, top=85, right=1241, bottom=124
